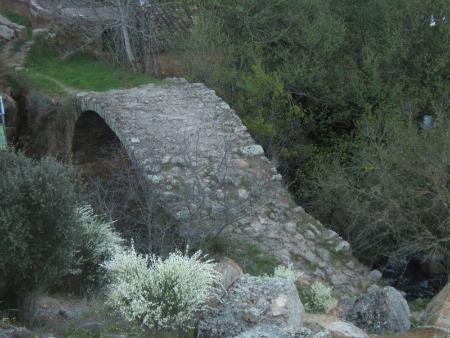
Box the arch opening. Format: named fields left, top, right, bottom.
left=72, top=111, right=151, bottom=251
left=71, top=111, right=178, bottom=254
left=72, top=111, right=125, bottom=170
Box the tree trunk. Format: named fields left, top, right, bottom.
left=118, top=0, right=136, bottom=68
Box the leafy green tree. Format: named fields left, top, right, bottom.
left=0, top=150, right=81, bottom=308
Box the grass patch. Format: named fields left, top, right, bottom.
left=0, top=10, right=32, bottom=38
left=24, top=71, right=69, bottom=97
left=25, top=38, right=160, bottom=95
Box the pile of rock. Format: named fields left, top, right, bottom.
left=0, top=14, right=26, bottom=41
left=198, top=258, right=450, bottom=338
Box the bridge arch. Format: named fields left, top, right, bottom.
left=72, top=110, right=126, bottom=169
left=71, top=108, right=161, bottom=251
left=71, top=96, right=138, bottom=167
left=73, top=82, right=370, bottom=294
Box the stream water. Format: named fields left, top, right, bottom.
left=381, top=257, right=448, bottom=299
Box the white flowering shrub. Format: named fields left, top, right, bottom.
left=273, top=263, right=302, bottom=283
left=67, top=206, right=124, bottom=291
left=104, top=246, right=221, bottom=332
left=299, top=281, right=336, bottom=313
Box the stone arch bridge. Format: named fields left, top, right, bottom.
left=73, top=78, right=368, bottom=295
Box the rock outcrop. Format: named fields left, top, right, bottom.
left=389, top=327, right=450, bottom=338
left=421, top=282, right=450, bottom=332
left=342, top=285, right=411, bottom=334
left=198, top=275, right=304, bottom=337
left=216, top=257, right=244, bottom=291
left=322, top=321, right=368, bottom=338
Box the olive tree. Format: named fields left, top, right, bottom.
left=0, top=150, right=81, bottom=310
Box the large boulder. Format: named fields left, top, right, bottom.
left=421, top=282, right=450, bottom=331
left=342, top=285, right=410, bottom=334
left=234, top=324, right=330, bottom=338
left=216, top=257, right=244, bottom=291
left=198, top=275, right=305, bottom=338
left=304, top=314, right=368, bottom=338
left=233, top=324, right=300, bottom=338
left=323, top=321, right=367, bottom=338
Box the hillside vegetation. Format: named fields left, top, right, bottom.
left=178, top=0, right=450, bottom=274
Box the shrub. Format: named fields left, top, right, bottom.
left=310, top=111, right=450, bottom=269
left=0, top=150, right=81, bottom=307
left=273, top=264, right=302, bottom=283
left=104, top=246, right=221, bottom=333
left=298, top=281, right=335, bottom=313
left=65, top=206, right=124, bottom=293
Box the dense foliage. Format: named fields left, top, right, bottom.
left=0, top=150, right=81, bottom=306
left=310, top=113, right=450, bottom=269
left=0, top=151, right=125, bottom=311
left=180, top=0, right=450, bottom=270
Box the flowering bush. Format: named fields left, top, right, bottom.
left=104, top=246, right=221, bottom=332
left=273, top=263, right=302, bottom=283
left=299, top=281, right=336, bottom=313
left=67, top=206, right=124, bottom=291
